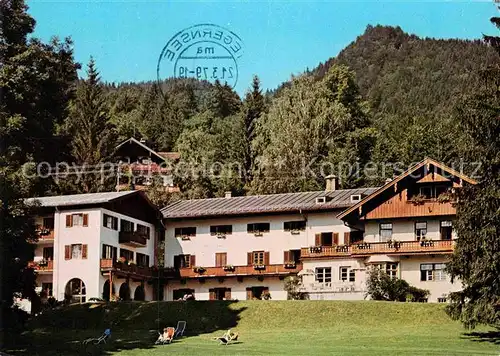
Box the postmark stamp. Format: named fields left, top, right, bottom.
left=157, top=23, right=244, bottom=89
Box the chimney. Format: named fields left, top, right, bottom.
left=225, top=191, right=232, bottom=198
left=325, top=175, right=339, bottom=191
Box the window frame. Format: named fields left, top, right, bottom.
left=252, top=251, right=265, bottom=265
left=415, top=221, right=427, bottom=241
left=283, top=220, right=306, bottom=231
left=420, top=263, right=447, bottom=281
left=103, top=214, right=118, bottom=230
left=247, top=223, right=270, bottom=234
left=174, top=227, right=197, bottom=238
left=210, top=225, right=233, bottom=236
left=385, top=262, right=398, bottom=279
left=315, top=267, right=332, bottom=283
left=379, top=223, right=393, bottom=241
left=71, top=244, right=83, bottom=259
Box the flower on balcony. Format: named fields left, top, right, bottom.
left=193, top=266, right=206, bottom=274
left=118, top=257, right=127, bottom=264
left=223, top=265, right=235, bottom=271
left=437, top=191, right=455, bottom=203
left=253, top=264, right=266, bottom=270
left=284, top=261, right=296, bottom=269
left=410, top=193, right=426, bottom=205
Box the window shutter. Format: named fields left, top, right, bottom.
left=344, top=232, right=351, bottom=245
left=333, top=233, right=339, bottom=245
left=264, top=251, right=270, bottom=265
left=215, top=253, right=220, bottom=267
left=246, top=287, right=252, bottom=300
left=247, top=252, right=253, bottom=265
left=209, top=289, right=215, bottom=301
left=83, top=214, right=89, bottom=227
left=190, top=255, right=196, bottom=267
left=65, top=245, right=71, bottom=260
left=221, top=253, right=227, bottom=266
left=315, top=233, right=321, bottom=246
left=224, top=288, right=231, bottom=300
left=82, top=244, right=88, bottom=259
left=284, top=250, right=290, bottom=263
left=66, top=215, right=72, bottom=227
left=102, top=244, right=106, bottom=259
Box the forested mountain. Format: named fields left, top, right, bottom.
left=314, top=25, right=498, bottom=120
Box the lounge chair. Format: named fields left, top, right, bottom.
left=174, top=321, right=186, bottom=338
left=155, top=327, right=175, bottom=345
left=83, top=329, right=111, bottom=345
left=213, top=329, right=239, bottom=345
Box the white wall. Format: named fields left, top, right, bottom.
left=164, top=211, right=348, bottom=267
left=165, top=277, right=287, bottom=301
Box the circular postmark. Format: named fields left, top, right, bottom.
left=157, top=24, right=244, bottom=89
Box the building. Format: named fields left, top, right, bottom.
left=161, top=181, right=376, bottom=301
left=114, top=137, right=180, bottom=192
left=162, top=158, right=475, bottom=302
left=26, top=191, right=163, bottom=303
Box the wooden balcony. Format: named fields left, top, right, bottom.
left=100, top=259, right=179, bottom=280
left=179, top=263, right=302, bottom=279
left=119, top=231, right=147, bottom=246
left=35, top=227, right=55, bottom=242
left=28, top=260, right=54, bottom=273
left=301, top=240, right=455, bottom=259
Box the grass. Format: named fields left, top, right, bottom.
left=3, top=301, right=500, bottom=355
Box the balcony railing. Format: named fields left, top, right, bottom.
left=28, top=260, right=54, bottom=272
left=300, top=282, right=365, bottom=293
left=35, top=227, right=55, bottom=241
left=100, top=259, right=179, bottom=279
left=301, top=239, right=455, bottom=258
left=179, top=263, right=302, bottom=278
left=119, top=231, right=147, bottom=246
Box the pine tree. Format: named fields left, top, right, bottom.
left=64, top=58, right=117, bottom=193
left=445, top=12, right=500, bottom=329
left=242, top=75, right=265, bottom=185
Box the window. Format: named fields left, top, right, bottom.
left=253, top=251, right=265, bottom=265
left=66, top=213, right=88, bottom=227
left=247, top=223, right=270, bottom=234
left=64, top=244, right=87, bottom=260
left=103, top=214, right=118, bottom=230
left=174, top=227, right=197, bottom=238
left=43, top=217, right=54, bottom=229
left=215, top=252, right=227, bottom=267
left=420, top=263, right=447, bottom=281
left=418, top=184, right=450, bottom=199
left=43, top=247, right=54, bottom=260
left=136, top=253, right=150, bottom=267
left=120, top=248, right=134, bottom=262
left=136, top=224, right=150, bottom=237
left=340, top=267, right=356, bottom=282
left=210, top=288, right=231, bottom=300
left=440, top=220, right=453, bottom=240
left=415, top=222, right=427, bottom=241
left=174, top=254, right=193, bottom=268
left=210, top=225, right=232, bottom=235
left=283, top=221, right=306, bottom=231
left=315, top=267, right=332, bottom=283
left=102, top=244, right=117, bottom=260
left=41, top=282, right=53, bottom=297
left=386, top=263, right=398, bottom=279
left=315, top=232, right=339, bottom=246
left=284, top=249, right=301, bottom=263
left=121, top=219, right=134, bottom=232
left=379, top=223, right=393, bottom=242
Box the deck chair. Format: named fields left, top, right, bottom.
left=155, top=327, right=175, bottom=345
left=213, top=329, right=239, bottom=346
left=83, top=329, right=111, bottom=345
left=174, top=321, right=186, bottom=338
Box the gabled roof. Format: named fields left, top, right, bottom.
left=25, top=191, right=139, bottom=208
left=337, top=157, right=477, bottom=221
left=162, top=188, right=378, bottom=219
left=115, top=137, right=167, bottom=163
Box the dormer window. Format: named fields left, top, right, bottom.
left=350, top=194, right=361, bottom=202
left=316, top=196, right=326, bottom=204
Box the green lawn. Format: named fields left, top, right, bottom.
left=3, top=301, right=500, bottom=355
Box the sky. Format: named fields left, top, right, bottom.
left=27, top=0, right=499, bottom=95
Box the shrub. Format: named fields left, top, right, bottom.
left=284, top=276, right=308, bottom=300
left=366, top=267, right=429, bottom=302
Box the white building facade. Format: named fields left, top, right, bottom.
left=27, top=191, right=162, bottom=304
